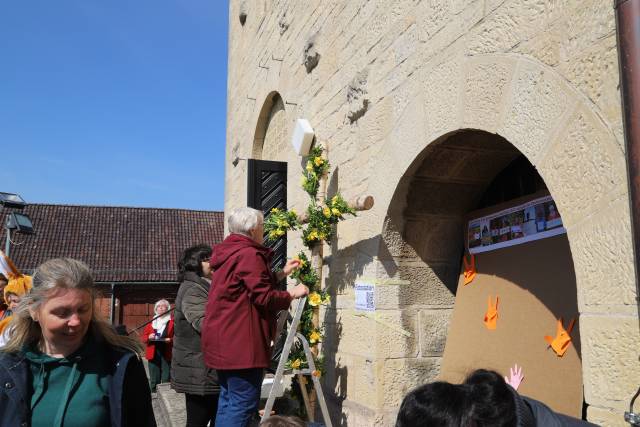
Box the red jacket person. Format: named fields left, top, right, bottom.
left=202, top=207, right=308, bottom=427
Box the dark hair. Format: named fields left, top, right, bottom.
left=395, top=370, right=517, bottom=427
left=396, top=382, right=469, bottom=427
left=464, top=370, right=517, bottom=427
left=177, top=244, right=212, bottom=282
left=259, top=415, right=306, bottom=427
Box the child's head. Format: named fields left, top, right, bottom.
left=6, top=292, right=20, bottom=311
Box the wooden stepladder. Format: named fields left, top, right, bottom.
left=261, top=296, right=333, bottom=426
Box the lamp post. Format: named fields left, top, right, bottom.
left=0, top=192, right=34, bottom=257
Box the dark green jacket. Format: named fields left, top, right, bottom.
left=170, top=272, right=219, bottom=395
left=0, top=334, right=156, bottom=427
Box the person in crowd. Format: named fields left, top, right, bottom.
left=0, top=273, right=7, bottom=319
left=0, top=250, right=33, bottom=346
left=0, top=285, right=32, bottom=347
left=395, top=369, right=598, bottom=427
left=0, top=257, right=155, bottom=427
left=202, top=207, right=310, bottom=427
left=171, top=244, right=220, bottom=427
left=259, top=415, right=306, bottom=427
left=142, top=298, right=174, bottom=392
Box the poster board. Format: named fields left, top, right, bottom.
left=439, top=192, right=583, bottom=418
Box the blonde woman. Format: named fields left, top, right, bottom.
left=0, top=258, right=155, bottom=427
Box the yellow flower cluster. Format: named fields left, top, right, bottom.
left=267, top=229, right=285, bottom=240
left=291, top=359, right=302, bottom=369
left=292, top=255, right=306, bottom=268
left=309, top=330, right=322, bottom=344
left=308, top=292, right=330, bottom=307
left=306, top=229, right=326, bottom=242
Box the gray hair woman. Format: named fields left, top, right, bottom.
left=0, top=258, right=156, bottom=427
left=202, top=207, right=309, bottom=426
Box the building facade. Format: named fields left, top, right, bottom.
left=224, top=1, right=639, bottom=425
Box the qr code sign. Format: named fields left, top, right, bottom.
left=355, top=282, right=375, bottom=312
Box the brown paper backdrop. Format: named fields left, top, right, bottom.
left=440, top=226, right=583, bottom=417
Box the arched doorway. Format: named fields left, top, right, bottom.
left=252, top=91, right=287, bottom=160
left=380, top=129, right=583, bottom=417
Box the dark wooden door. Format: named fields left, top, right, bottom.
left=247, top=159, right=288, bottom=283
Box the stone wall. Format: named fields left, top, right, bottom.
left=225, top=1, right=639, bottom=425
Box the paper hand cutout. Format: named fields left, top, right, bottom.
left=483, top=295, right=499, bottom=330
left=544, top=317, right=575, bottom=357
left=504, top=363, right=524, bottom=390
left=463, top=254, right=476, bottom=286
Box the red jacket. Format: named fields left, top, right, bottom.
left=202, top=233, right=292, bottom=370
left=142, top=318, right=174, bottom=361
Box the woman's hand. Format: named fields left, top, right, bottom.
left=288, top=284, right=309, bottom=299
left=282, top=258, right=301, bottom=276
left=149, top=334, right=156, bottom=340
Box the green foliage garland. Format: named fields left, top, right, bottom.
left=263, top=145, right=355, bottom=408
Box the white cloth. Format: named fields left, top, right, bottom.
left=151, top=313, right=170, bottom=335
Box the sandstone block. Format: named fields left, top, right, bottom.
left=567, top=197, right=637, bottom=312
left=382, top=357, right=442, bottom=408
left=580, top=315, right=640, bottom=411
left=462, top=57, right=515, bottom=132
left=498, top=60, right=575, bottom=165
left=538, top=107, right=626, bottom=227
left=419, top=309, right=453, bottom=356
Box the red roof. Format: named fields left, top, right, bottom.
left=0, top=204, right=224, bottom=282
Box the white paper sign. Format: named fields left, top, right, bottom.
left=354, top=281, right=375, bottom=312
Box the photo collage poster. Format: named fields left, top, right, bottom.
left=468, top=195, right=565, bottom=254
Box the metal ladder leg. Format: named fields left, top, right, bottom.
left=261, top=297, right=307, bottom=423
left=297, top=332, right=333, bottom=427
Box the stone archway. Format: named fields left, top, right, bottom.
left=362, top=54, right=636, bottom=422
left=377, top=128, right=583, bottom=416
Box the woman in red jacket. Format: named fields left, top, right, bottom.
left=142, top=299, right=174, bottom=392
left=202, top=207, right=309, bottom=427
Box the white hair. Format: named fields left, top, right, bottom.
left=228, top=207, right=263, bottom=236
left=154, top=299, right=170, bottom=314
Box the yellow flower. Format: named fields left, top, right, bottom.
left=308, top=292, right=322, bottom=306
left=313, top=156, right=324, bottom=167
left=323, top=207, right=331, bottom=218
left=271, top=207, right=280, bottom=213
left=309, top=330, right=322, bottom=344
left=306, top=161, right=313, bottom=172
left=308, top=230, right=318, bottom=241
left=331, top=208, right=341, bottom=216
left=318, top=232, right=326, bottom=240
left=276, top=229, right=285, bottom=237
left=332, top=195, right=339, bottom=204
left=293, top=256, right=306, bottom=267
left=322, top=294, right=331, bottom=304
left=300, top=175, right=308, bottom=186
left=290, top=208, right=297, bottom=216
left=291, top=359, right=302, bottom=369
left=268, top=231, right=278, bottom=239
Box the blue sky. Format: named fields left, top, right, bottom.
left=0, top=0, right=229, bottom=211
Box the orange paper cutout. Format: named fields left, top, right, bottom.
left=544, top=317, right=575, bottom=357
left=463, top=254, right=477, bottom=286
left=483, top=295, right=499, bottom=330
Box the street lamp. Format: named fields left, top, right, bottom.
left=0, top=192, right=34, bottom=256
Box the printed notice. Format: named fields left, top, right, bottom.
left=354, top=281, right=375, bottom=312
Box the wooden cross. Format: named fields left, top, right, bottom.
left=295, top=145, right=374, bottom=420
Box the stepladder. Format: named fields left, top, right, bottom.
left=261, top=296, right=333, bottom=426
